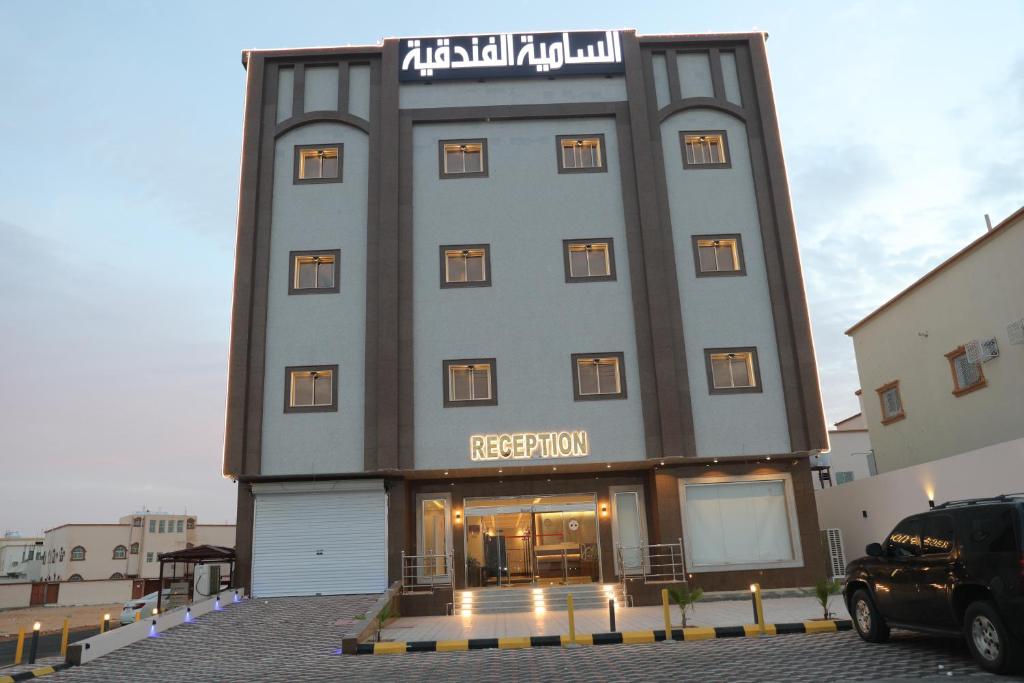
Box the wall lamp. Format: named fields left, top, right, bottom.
left=600, top=504, right=608, bottom=517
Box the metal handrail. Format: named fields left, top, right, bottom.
left=616, top=539, right=686, bottom=586
left=400, top=550, right=455, bottom=598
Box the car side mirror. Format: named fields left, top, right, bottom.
left=866, top=542, right=883, bottom=557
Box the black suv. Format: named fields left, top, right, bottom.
left=844, top=495, right=1024, bottom=673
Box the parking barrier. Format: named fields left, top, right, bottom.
left=14, top=627, right=25, bottom=665
left=28, top=622, right=40, bottom=664
left=60, top=618, right=70, bottom=657
left=566, top=593, right=576, bottom=646
left=750, top=584, right=766, bottom=637
left=661, top=589, right=672, bottom=639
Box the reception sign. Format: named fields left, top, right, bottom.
left=470, top=430, right=590, bottom=461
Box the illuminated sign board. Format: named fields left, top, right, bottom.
left=470, top=430, right=589, bottom=461
left=399, top=30, right=623, bottom=82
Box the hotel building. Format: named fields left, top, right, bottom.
left=224, top=29, right=828, bottom=608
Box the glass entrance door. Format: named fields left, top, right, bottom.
left=418, top=495, right=451, bottom=582
left=463, top=494, right=600, bottom=588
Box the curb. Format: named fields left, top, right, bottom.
left=0, top=663, right=75, bottom=682
left=354, top=619, right=853, bottom=654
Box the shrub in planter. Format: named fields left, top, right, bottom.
left=814, top=578, right=842, bottom=620
left=668, top=584, right=704, bottom=628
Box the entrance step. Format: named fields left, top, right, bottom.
left=455, top=583, right=625, bottom=615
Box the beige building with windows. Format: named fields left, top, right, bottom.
left=0, top=533, right=44, bottom=582
left=846, top=206, right=1024, bottom=473
left=40, top=513, right=234, bottom=582
left=809, top=408, right=875, bottom=490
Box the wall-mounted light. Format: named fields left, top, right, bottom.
left=600, top=504, right=608, bottom=517
left=455, top=510, right=462, bottom=523
left=928, top=499, right=935, bottom=509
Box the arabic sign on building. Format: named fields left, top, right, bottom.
left=400, top=31, right=623, bottom=82
left=470, top=430, right=590, bottom=461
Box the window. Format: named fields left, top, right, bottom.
left=285, top=365, right=339, bottom=413
left=130, top=543, right=139, bottom=555
left=681, top=476, right=801, bottom=571
left=921, top=515, right=955, bottom=555
left=705, top=348, right=761, bottom=393
left=946, top=346, right=986, bottom=396
left=149, top=520, right=156, bottom=532
left=439, top=139, right=487, bottom=178
left=70, top=546, right=85, bottom=561
left=876, top=380, right=905, bottom=424
left=692, top=235, right=745, bottom=276
left=443, top=359, right=497, bottom=407
left=835, top=471, right=855, bottom=485
left=158, top=520, right=165, bottom=533
left=293, top=144, right=343, bottom=184
left=112, top=545, right=127, bottom=560
left=572, top=353, right=626, bottom=400
left=289, top=250, right=340, bottom=295
left=963, top=508, right=1017, bottom=554
left=146, top=552, right=154, bottom=563
left=885, top=517, right=922, bottom=557
left=68, top=574, right=83, bottom=582
left=440, top=244, right=491, bottom=288
left=556, top=134, right=606, bottom=173
left=110, top=572, right=125, bottom=579
left=187, top=518, right=196, bottom=530
left=176, top=520, right=184, bottom=533
left=681, top=131, right=730, bottom=168
left=133, top=517, right=142, bottom=527
left=563, top=239, right=616, bottom=282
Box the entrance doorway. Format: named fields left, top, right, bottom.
left=463, top=494, right=600, bottom=588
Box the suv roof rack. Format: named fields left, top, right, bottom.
left=933, top=493, right=1024, bottom=510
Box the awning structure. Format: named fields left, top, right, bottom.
left=156, top=545, right=236, bottom=612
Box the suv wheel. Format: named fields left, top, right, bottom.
left=964, top=600, right=1022, bottom=674
left=850, top=589, right=889, bottom=643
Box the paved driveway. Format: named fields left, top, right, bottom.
left=48, top=596, right=998, bottom=682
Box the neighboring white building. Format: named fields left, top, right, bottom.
left=845, top=206, right=1024, bottom=474
left=810, top=408, right=875, bottom=490
left=40, top=513, right=234, bottom=582
left=818, top=207, right=1024, bottom=561
left=0, top=533, right=44, bottom=582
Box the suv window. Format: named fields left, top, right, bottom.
left=886, top=517, right=922, bottom=557
left=921, top=514, right=955, bottom=555
left=962, top=506, right=1019, bottom=554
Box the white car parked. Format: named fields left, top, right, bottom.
left=119, top=589, right=170, bottom=625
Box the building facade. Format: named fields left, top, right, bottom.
left=846, top=206, right=1024, bottom=473
left=40, top=513, right=235, bottom=581
left=225, top=29, right=828, bottom=603
left=809, top=409, right=875, bottom=489
left=0, top=534, right=44, bottom=582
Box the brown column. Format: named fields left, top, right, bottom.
left=232, top=484, right=255, bottom=591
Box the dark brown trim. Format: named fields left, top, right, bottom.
left=442, top=358, right=498, bottom=408
left=875, top=380, right=906, bottom=425
left=275, top=112, right=370, bottom=137
left=704, top=347, right=763, bottom=394
left=944, top=346, right=988, bottom=397
left=570, top=352, right=628, bottom=401
left=223, top=53, right=266, bottom=479
left=664, top=50, right=682, bottom=103
left=679, top=130, right=731, bottom=169
left=292, top=64, right=305, bottom=118
left=562, top=238, right=617, bottom=282
left=438, top=243, right=492, bottom=288
left=555, top=133, right=608, bottom=174
left=690, top=233, right=746, bottom=277
left=363, top=57, right=384, bottom=472
left=627, top=34, right=697, bottom=458
left=379, top=41, right=403, bottom=470
left=287, top=249, right=341, bottom=295
left=708, top=48, right=726, bottom=100
left=232, top=484, right=254, bottom=590
left=658, top=98, right=747, bottom=123
left=338, top=62, right=350, bottom=113
left=283, top=364, right=340, bottom=413
left=438, top=138, right=489, bottom=179
left=292, top=143, right=344, bottom=184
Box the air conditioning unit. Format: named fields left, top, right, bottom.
left=1008, top=319, right=1024, bottom=346
left=966, top=337, right=999, bottom=363
left=822, top=528, right=847, bottom=580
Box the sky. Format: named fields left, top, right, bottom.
left=1, top=1, right=1021, bottom=536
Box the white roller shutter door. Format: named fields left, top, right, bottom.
left=251, top=480, right=387, bottom=597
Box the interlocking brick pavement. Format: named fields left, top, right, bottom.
left=48, top=595, right=1001, bottom=682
